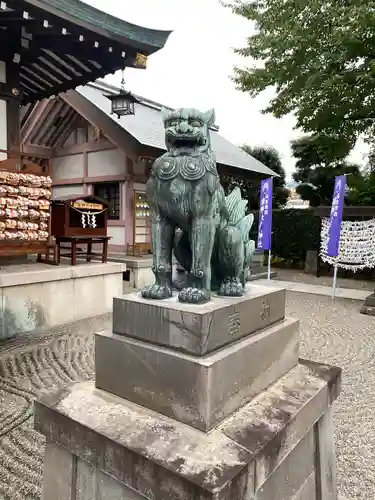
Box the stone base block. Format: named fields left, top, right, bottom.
left=304, top=250, right=318, bottom=275
left=360, top=293, right=375, bottom=315
left=35, top=360, right=341, bottom=500
left=251, top=248, right=265, bottom=267
left=0, top=262, right=125, bottom=340
left=95, top=318, right=299, bottom=431
left=360, top=304, right=375, bottom=316
left=42, top=443, right=147, bottom=500
left=112, top=284, right=286, bottom=355
left=363, top=293, right=375, bottom=306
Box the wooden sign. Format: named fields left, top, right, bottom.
left=72, top=201, right=103, bottom=210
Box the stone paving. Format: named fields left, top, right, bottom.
left=0, top=293, right=374, bottom=499
left=257, top=278, right=370, bottom=301
left=275, top=268, right=374, bottom=291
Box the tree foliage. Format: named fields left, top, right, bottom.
left=291, top=134, right=361, bottom=206
left=250, top=209, right=319, bottom=262
left=224, top=0, right=375, bottom=143
left=242, top=145, right=289, bottom=207
left=346, top=171, right=375, bottom=206
left=221, top=145, right=289, bottom=208
left=220, top=173, right=259, bottom=209
left=364, top=145, right=375, bottom=174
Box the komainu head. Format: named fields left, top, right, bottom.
left=161, top=107, right=215, bottom=152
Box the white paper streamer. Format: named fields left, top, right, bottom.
left=81, top=212, right=97, bottom=229
left=320, top=217, right=375, bottom=271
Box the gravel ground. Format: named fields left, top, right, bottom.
left=275, top=268, right=374, bottom=291
left=0, top=293, right=374, bottom=499
left=0, top=315, right=111, bottom=500
left=288, top=293, right=375, bottom=500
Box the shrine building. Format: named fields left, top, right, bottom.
left=0, top=0, right=170, bottom=339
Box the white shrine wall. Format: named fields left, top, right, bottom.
left=53, top=154, right=85, bottom=180
left=53, top=184, right=85, bottom=199
left=52, top=152, right=86, bottom=199
left=107, top=226, right=126, bottom=246
left=87, top=148, right=125, bottom=177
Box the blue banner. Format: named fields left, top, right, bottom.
left=257, top=177, right=273, bottom=250
left=326, top=175, right=346, bottom=257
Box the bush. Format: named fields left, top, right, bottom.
left=250, top=209, right=320, bottom=263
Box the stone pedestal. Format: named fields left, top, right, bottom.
left=112, top=286, right=286, bottom=355
left=35, top=284, right=341, bottom=500
left=96, top=317, right=298, bottom=431
left=305, top=250, right=318, bottom=275
left=360, top=291, right=375, bottom=316
left=251, top=248, right=265, bottom=268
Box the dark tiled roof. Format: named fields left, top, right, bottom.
left=24, top=0, right=172, bottom=53
left=9, top=1, right=171, bottom=104
left=77, top=82, right=277, bottom=177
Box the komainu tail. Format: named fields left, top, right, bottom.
left=223, top=187, right=256, bottom=269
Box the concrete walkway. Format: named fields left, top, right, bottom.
left=255, top=279, right=370, bottom=301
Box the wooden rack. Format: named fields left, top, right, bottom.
left=0, top=151, right=56, bottom=264
left=127, top=190, right=151, bottom=256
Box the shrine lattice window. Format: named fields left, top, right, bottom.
left=93, top=182, right=120, bottom=220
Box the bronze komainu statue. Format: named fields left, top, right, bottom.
left=141, top=107, right=255, bottom=304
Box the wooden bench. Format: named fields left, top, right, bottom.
left=55, top=236, right=111, bottom=266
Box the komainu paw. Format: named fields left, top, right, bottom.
left=219, top=278, right=244, bottom=297
left=141, top=284, right=172, bottom=300
left=178, top=287, right=211, bottom=304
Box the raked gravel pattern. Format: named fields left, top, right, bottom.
left=0, top=294, right=374, bottom=499
left=0, top=314, right=111, bottom=500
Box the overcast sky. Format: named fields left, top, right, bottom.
left=84, top=0, right=368, bottom=180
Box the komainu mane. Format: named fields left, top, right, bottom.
left=142, top=107, right=255, bottom=304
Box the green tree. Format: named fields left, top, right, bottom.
left=346, top=171, right=375, bottom=206
left=221, top=145, right=289, bottom=208
left=242, top=145, right=289, bottom=207
left=220, top=173, right=259, bottom=209
left=223, top=0, right=375, bottom=143
left=291, top=135, right=361, bottom=206
left=364, top=145, right=375, bottom=174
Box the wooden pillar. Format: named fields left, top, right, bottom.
left=83, top=152, right=88, bottom=194
left=6, top=61, right=21, bottom=153
left=0, top=61, right=7, bottom=160
left=0, top=59, right=21, bottom=157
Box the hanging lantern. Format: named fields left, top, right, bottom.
left=106, top=69, right=137, bottom=118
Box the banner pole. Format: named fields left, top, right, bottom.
left=267, top=249, right=271, bottom=283
left=257, top=177, right=273, bottom=278
left=326, top=174, right=346, bottom=299
left=332, top=265, right=338, bottom=299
